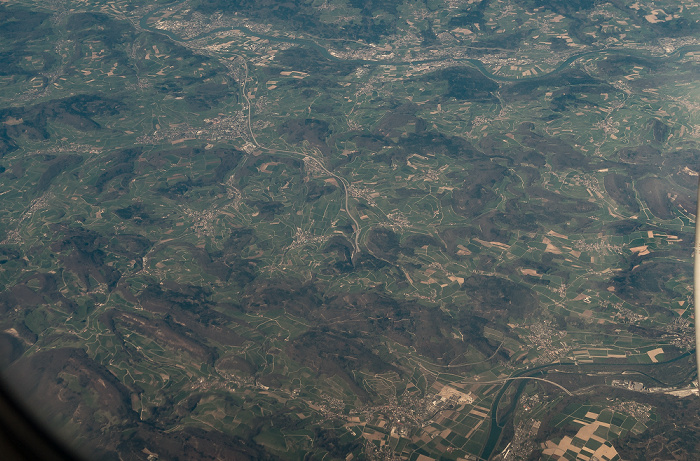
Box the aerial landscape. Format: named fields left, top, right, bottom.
left=1, top=0, right=700, bottom=459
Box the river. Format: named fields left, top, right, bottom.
left=480, top=350, right=695, bottom=460
left=138, top=3, right=700, bottom=84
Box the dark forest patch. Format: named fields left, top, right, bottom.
left=596, top=54, right=661, bottom=78
left=0, top=272, right=78, bottom=318
left=503, top=69, right=610, bottom=100
left=113, top=202, right=164, bottom=226
left=646, top=118, right=671, bottom=143
left=550, top=92, right=599, bottom=112
left=50, top=226, right=121, bottom=290
left=428, top=66, right=499, bottom=102
left=5, top=347, right=137, bottom=440
left=313, top=427, right=363, bottom=460
left=279, top=118, right=332, bottom=156
left=604, top=173, right=639, bottom=212
left=636, top=176, right=673, bottom=219
left=184, top=81, right=236, bottom=111
left=450, top=183, right=498, bottom=219
left=447, top=160, right=507, bottom=219
left=240, top=277, right=495, bottom=364
left=372, top=102, right=423, bottom=137
left=0, top=94, right=124, bottom=147
left=462, top=275, right=539, bottom=320
left=250, top=200, right=285, bottom=221
left=365, top=227, right=401, bottom=262
left=137, top=282, right=213, bottom=316
left=94, top=147, right=141, bottom=193
left=448, top=2, right=487, bottom=29
left=515, top=0, right=596, bottom=17
left=517, top=125, right=588, bottom=170
left=216, top=355, right=255, bottom=376
left=398, top=131, right=484, bottom=161
left=617, top=144, right=661, bottom=164
left=117, top=426, right=269, bottom=461
left=288, top=329, right=397, bottom=402
left=109, top=234, right=152, bottom=271
left=610, top=260, right=685, bottom=311
left=110, top=310, right=217, bottom=364
left=155, top=147, right=244, bottom=198
left=36, top=154, right=83, bottom=193
left=0, top=4, right=51, bottom=43
left=196, top=0, right=396, bottom=43
left=305, top=179, right=338, bottom=202
left=275, top=47, right=356, bottom=76
left=471, top=29, right=532, bottom=52
left=322, top=235, right=354, bottom=274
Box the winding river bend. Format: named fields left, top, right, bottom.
left=480, top=350, right=696, bottom=460
left=139, top=4, right=700, bottom=83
